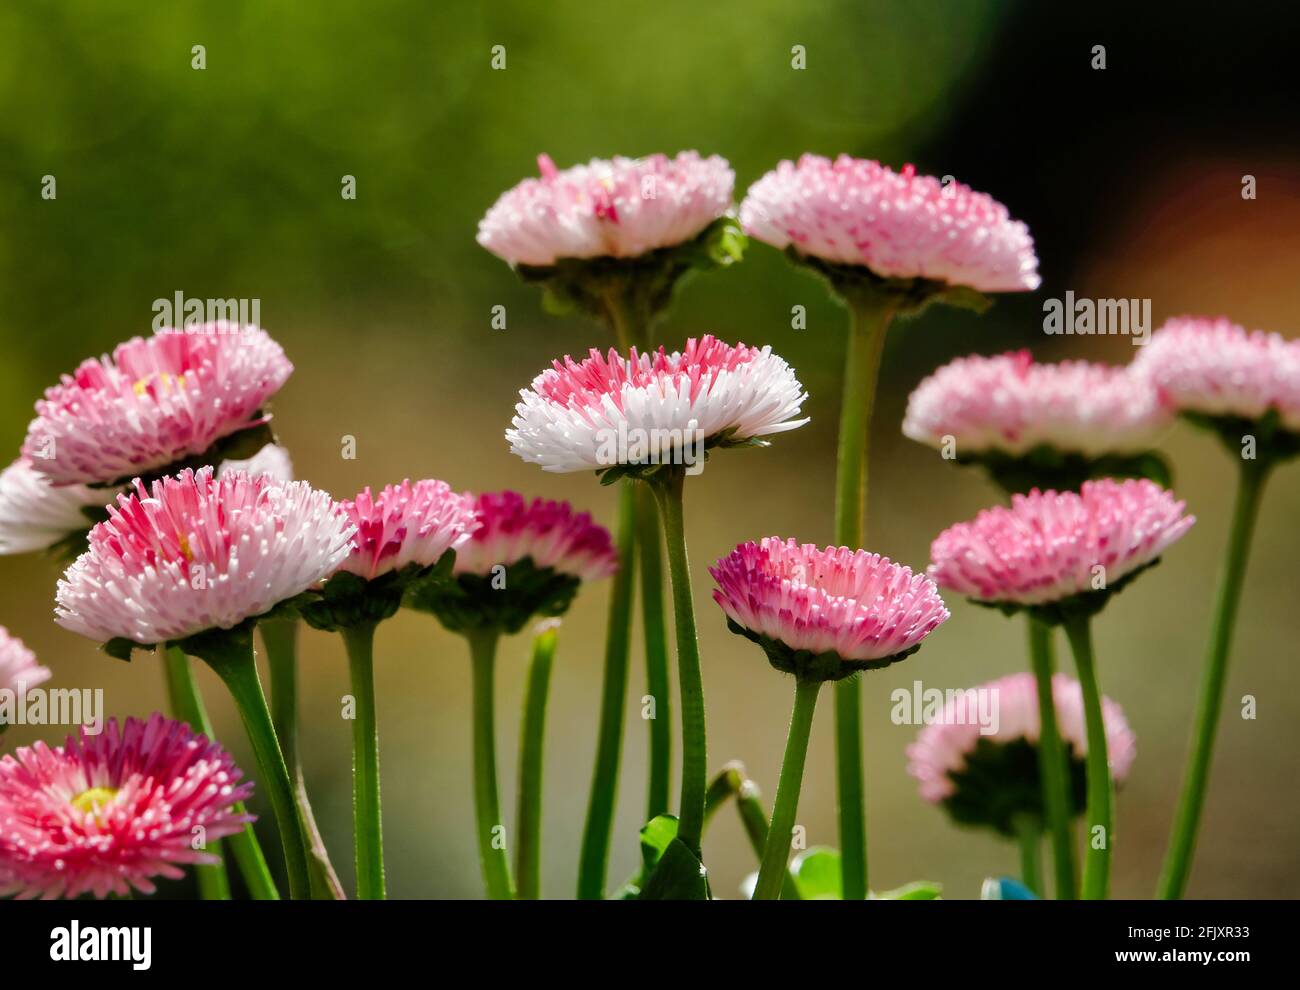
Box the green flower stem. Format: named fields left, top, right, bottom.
left=467, top=628, right=514, bottom=900
left=1063, top=615, right=1111, bottom=900
left=1014, top=814, right=1043, bottom=896
left=704, top=764, right=802, bottom=900
left=194, top=635, right=311, bottom=900
left=262, top=619, right=344, bottom=900
left=831, top=292, right=897, bottom=900
left=1026, top=616, right=1077, bottom=899
left=754, top=678, right=821, bottom=900
left=515, top=621, right=560, bottom=900
left=1159, top=458, right=1270, bottom=899
left=577, top=483, right=636, bottom=899
left=649, top=467, right=708, bottom=856
left=636, top=486, right=672, bottom=821
left=161, top=646, right=279, bottom=900
left=341, top=621, right=385, bottom=900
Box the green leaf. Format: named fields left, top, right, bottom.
left=873, top=880, right=943, bottom=900
left=639, top=837, right=709, bottom=900
left=791, top=847, right=843, bottom=899
left=638, top=813, right=680, bottom=874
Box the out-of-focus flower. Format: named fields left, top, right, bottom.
left=0, top=626, right=50, bottom=707
left=928, top=479, right=1194, bottom=616
left=23, top=323, right=292, bottom=486
left=740, top=155, right=1040, bottom=293
left=508, top=335, right=808, bottom=474
left=478, top=152, right=734, bottom=266
left=0, top=458, right=112, bottom=556
left=218, top=443, right=294, bottom=483
left=0, top=715, right=253, bottom=899
left=711, top=537, right=949, bottom=678
left=55, top=467, right=354, bottom=647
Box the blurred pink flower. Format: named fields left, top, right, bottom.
left=0, top=715, right=253, bottom=899
left=0, top=458, right=112, bottom=556
left=0, top=626, right=50, bottom=700
left=337, top=479, right=478, bottom=582
left=740, top=155, right=1040, bottom=292
left=23, top=323, right=292, bottom=485
left=710, top=538, right=949, bottom=666
left=56, top=467, right=354, bottom=646
left=903, top=350, right=1172, bottom=458
left=1133, top=316, right=1300, bottom=432
left=508, top=334, right=808, bottom=472
left=478, top=152, right=734, bottom=266
left=455, top=491, right=618, bottom=583
left=906, top=672, right=1136, bottom=803
left=928, top=479, right=1194, bottom=607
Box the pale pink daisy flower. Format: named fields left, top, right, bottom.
left=218, top=442, right=294, bottom=483
left=710, top=538, right=949, bottom=674
left=907, top=672, right=1136, bottom=804
left=508, top=335, right=808, bottom=473
left=23, top=323, right=293, bottom=486
left=1133, top=316, right=1300, bottom=433
left=0, top=458, right=113, bottom=556
left=0, top=626, right=50, bottom=703
left=336, top=479, right=478, bottom=582
left=454, top=491, right=619, bottom=582
left=0, top=715, right=253, bottom=899
left=478, top=152, right=735, bottom=266
left=740, top=155, right=1040, bottom=292
left=903, top=351, right=1172, bottom=459
left=55, top=467, right=355, bottom=647
left=928, top=479, right=1194, bottom=608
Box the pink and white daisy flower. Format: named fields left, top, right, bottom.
left=710, top=538, right=949, bottom=674
left=478, top=152, right=734, bottom=266
left=0, top=458, right=113, bottom=556
left=55, top=467, right=355, bottom=647
left=907, top=672, right=1136, bottom=803
left=928, top=479, right=1195, bottom=608
left=336, top=479, right=478, bottom=582
left=740, top=155, right=1040, bottom=292
left=0, top=714, right=253, bottom=899
left=508, top=335, right=809, bottom=473
left=0, top=626, right=50, bottom=702
left=1133, top=316, right=1300, bottom=433
left=903, top=351, right=1172, bottom=459
left=23, top=323, right=293, bottom=486
left=454, top=490, right=619, bottom=582
left=218, top=442, right=295, bottom=483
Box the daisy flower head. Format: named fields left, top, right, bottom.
left=411, top=490, right=618, bottom=634
left=906, top=672, right=1135, bottom=834
left=928, top=479, right=1194, bottom=623
left=710, top=538, right=950, bottom=680
left=902, top=351, right=1173, bottom=492
left=23, top=323, right=292, bottom=486
left=507, top=335, right=808, bottom=478
left=55, top=467, right=355, bottom=649
left=0, top=458, right=114, bottom=557
left=740, top=155, right=1040, bottom=298
left=0, top=714, right=253, bottom=899
left=1, top=627, right=51, bottom=731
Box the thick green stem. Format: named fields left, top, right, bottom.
left=754, top=679, right=821, bottom=900
left=515, top=622, right=560, bottom=900
left=636, top=486, right=672, bottom=821
left=195, top=635, right=311, bottom=900
left=341, top=622, right=385, bottom=900
left=1014, top=814, right=1043, bottom=896
left=1026, top=616, right=1077, bottom=899
left=1064, top=616, right=1111, bottom=900
left=702, top=764, right=800, bottom=899
left=831, top=293, right=896, bottom=900
left=263, top=619, right=344, bottom=900
left=650, top=468, right=707, bottom=855
left=468, top=629, right=514, bottom=900
left=577, top=484, right=636, bottom=899
left=1159, top=459, right=1269, bottom=899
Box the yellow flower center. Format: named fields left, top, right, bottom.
left=71, top=786, right=119, bottom=818
left=133, top=372, right=187, bottom=397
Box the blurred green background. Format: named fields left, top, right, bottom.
left=2, top=0, right=1297, bottom=898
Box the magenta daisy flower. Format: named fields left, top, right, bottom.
left=337, top=479, right=477, bottom=583
left=906, top=672, right=1136, bottom=828
left=478, top=152, right=734, bottom=267
left=0, top=627, right=50, bottom=714
left=928, top=479, right=1194, bottom=616
left=508, top=335, right=808, bottom=476
left=55, top=467, right=354, bottom=648
left=740, top=155, right=1040, bottom=293
left=23, top=323, right=293, bottom=486
left=0, top=458, right=112, bottom=556
left=711, top=538, right=949, bottom=677
left=0, top=714, right=253, bottom=899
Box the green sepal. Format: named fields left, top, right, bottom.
left=959, top=445, right=1173, bottom=496
left=300, top=555, right=454, bottom=633
left=724, top=618, right=923, bottom=681
left=785, top=248, right=992, bottom=319
left=103, top=637, right=150, bottom=662
left=940, top=737, right=1085, bottom=838
left=968, top=557, right=1161, bottom=627
left=1182, top=408, right=1300, bottom=465
left=405, top=555, right=579, bottom=635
